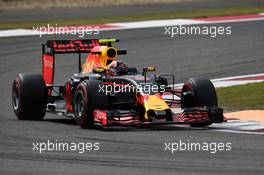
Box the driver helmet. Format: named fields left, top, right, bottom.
left=108, top=60, right=128, bottom=76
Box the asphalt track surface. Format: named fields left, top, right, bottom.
left=0, top=20, right=264, bottom=175
left=1, top=0, right=264, bottom=23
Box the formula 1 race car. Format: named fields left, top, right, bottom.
left=12, top=38, right=224, bottom=129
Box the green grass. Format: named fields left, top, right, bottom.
left=216, top=82, right=264, bottom=112
left=1, top=6, right=264, bottom=29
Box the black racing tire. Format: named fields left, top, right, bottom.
left=12, top=74, right=47, bottom=120
left=181, top=78, right=217, bottom=127
left=74, top=80, right=109, bottom=129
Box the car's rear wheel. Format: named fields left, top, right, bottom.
left=12, top=74, right=47, bottom=120
left=74, top=80, right=109, bottom=129
left=181, top=78, right=217, bottom=127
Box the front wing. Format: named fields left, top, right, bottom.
left=93, top=107, right=224, bottom=127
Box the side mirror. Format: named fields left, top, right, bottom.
left=93, top=67, right=106, bottom=74
left=142, top=66, right=156, bottom=82
left=143, top=66, right=156, bottom=72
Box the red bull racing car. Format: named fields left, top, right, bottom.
left=12, top=39, right=224, bottom=129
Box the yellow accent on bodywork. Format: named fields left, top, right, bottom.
left=99, top=46, right=117, bottom=66
left=82, top=46, right=117, bottom=73
left=99, top=39, right=118, bottom=43
left=143, top=95, right=169, bottom=120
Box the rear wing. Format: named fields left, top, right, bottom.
left=42, top=39, right=119, bottom=54
left=42, top=38, right=119, bottom=85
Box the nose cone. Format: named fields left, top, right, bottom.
left=144, top=94, right=169, bottom=111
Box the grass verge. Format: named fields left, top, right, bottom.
left=1, top=6, right=264, bottom=29
left=216, top=82, right=264, bottom=112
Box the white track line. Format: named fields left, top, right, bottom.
left=1, top=13, right=264, bottom=37
left=211, top=73, right=264, bottom=82
left=214, top=129, right=264, bottom=135
left=172, top=73, right=264, bottom=88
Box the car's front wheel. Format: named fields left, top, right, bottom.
left=181, top=78, right=217, bottom=127
left=74, top=80, right=109, bottom=129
